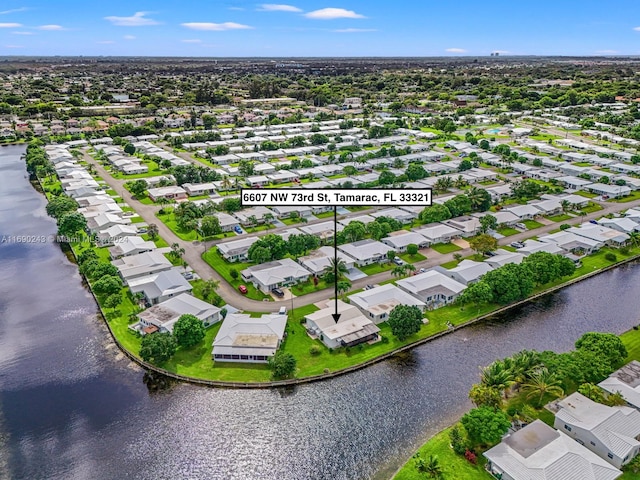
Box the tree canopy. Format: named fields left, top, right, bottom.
left=388, top=304, right=423, bottom=341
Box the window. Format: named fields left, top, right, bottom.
left=608, top=453, right=614, bottom=459
left=590, top=441, right=596, bottom=446
left=564, top=425, right=572, bottom=432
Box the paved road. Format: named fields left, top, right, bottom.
left=84, top=147, right=640, bottom=314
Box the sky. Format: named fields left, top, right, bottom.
left=1, top=0, right=640, bottom=57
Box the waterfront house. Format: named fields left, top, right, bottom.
left=348, top=284, right=426, bottom=324
left=568, top=224, right=629, bottom=247
left=597, top=218, right=640, bottom=234
left=128, top=269, right=193, bottom=305
left=484, top=249, right=525, bottom=268
left=436, top=259, right=493, bottom=285
left=555, top=392, right=640, bottom=468
left=136, top=293, right=221, bottom=335
left=112, top=250, right=173, bottom=284
left=396, top=270, right=466, bottom=309
left=539, top=231, right=602, bottom=254
left=212, top=313, right=286, bottom=363
left=599, top=361, right=640, bottom=410
left=304, top=300, right=380, bottom=349
left=484, top=420, right=622, bottom=480
left=97, top=224, right=139, bottom=246
left=86, top=213, right=131, bottom=234
left=108, top=236, right=156, bottom=259
left=517, top=239, right=565, bottom=256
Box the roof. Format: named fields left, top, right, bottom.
left=128, top=269, right=192, bottom=300
left=108, top=236, right=155, bottom=257
left=569, top=224, right=630, bottom=244
left=396, top=270, right=466, bottom=298
left=338, top=239, right=394, bottom=261
left=137, top=293, right=220, bottom=333
left=213, top=312, right=286, bottom=357
left=243, top=258, right=311, bottom=286
left=484, top=420, right=622, bottom=480
left=349, top=284, right=426, bottom=316
left=305, top=300, right=380, bottom=342
left=112, top=251, right=173, bottom=279
left=443, top=259, right=493, bottom=285
left=485, top=249, right=525, bottom=268
left=298, top=246, right=353, bottom=274
left=556, top=392, right=640, bottom=458
left=382, top=230, right=429, bottom=249
left=413, top=223, right=462, bottom=241
left=599, top=361, right=640, bottom=409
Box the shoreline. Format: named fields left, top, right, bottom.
left=28, top=161, right=640, bottom=388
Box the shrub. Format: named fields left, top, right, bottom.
left=620, top=246, right=630, bottom=255
left=309, top=346, right=321, bottom=356
left=605, top=252, right=617, bottom=262
left=559, top=224, right=571, bottom=230
left=380, top=335, right=389, bottom=344
left=464, top=450, right=477, bottom=465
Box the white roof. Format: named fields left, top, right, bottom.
left=518, top=239, right=565, bottom=256
left=338, top=239, right=394, bottom=261
left=137, top=293, right=220, bottom=333
left=599, top=361, right=640, bottom=410
left=305, top=300, right=380, bottom=342
left=298, top=246, right=354, bottom=274
left=349, top=284, right=426, bottom=316
left=413, top=223, right=462, bottom=241
left=444, top=259, right=493, bottom=284
left=504, top=204, right=542, bottom=218
left=244, top=258, right=311, bottom=286
left=382, top=231, right=429, bottom=249
left=396, top=270, right=466, bottom=297
left=213, top=313, right=286, bottom=357
left=485, top=249, right=525, bottom=268
left=128, top=269, right=192, bottom=300
left=484, top=420, right=621, bottom=480
left=112, top=251, right=173, bottom=280
left=109, top=236, right=156, bottom=256
left=556, top=392, right=640, bottom=459
left=569, top=224, right=629, bottom=244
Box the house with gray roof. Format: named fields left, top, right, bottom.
left=112, top=250, right=173, bottom=284
left=304, top=300, right=380, bottom=349
left=108, top=236, right=156, bottom=259
left=349, top=284, right=426, bottom=324
left=436, top=259, right=493, bottom=285
left=212, top=313, right=287, bottom=363
left=298, top=246, right=354, bottom=276
left=599, top=361, right=640, bottom=411
left=128, top=269, right=193, bottom=305
left=412, top=223, right=462, bottom=245
left=396, top=270, right=466, bottom=309
left=217, top=236, right=259, bottom=262
left=381, top=230, right=429, bottom=252
left=484, top=420, right=622, bottom=480
left=338, top=239, right=395, bottom=266
left=241, top=258, right=311, bottom=293
left=136, top=293, right=221, bottom=335
left=554, top=392, right=640, bottom=468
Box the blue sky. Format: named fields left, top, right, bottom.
left=1, top=1, right=640, bottom=57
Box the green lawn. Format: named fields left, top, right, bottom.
left=393, top=427, right=491, bottom=480
left=612, top=191, right=640, bottom=203
left=202, top=248, right=271, bottom=301
left=399, top=252, right=427, bottom=263
left=315, top=211, right=336, bottom=219
left=497, top=227, right=519, bottom=236
left=290, top=278, right=330, bottom=296
left=580, top=202, right=604, bottom=213
left=523, top=219, right=544, bottom=230
left=546, top=213, right=573, bottom=222
left=156, top=212, right=201, bottom=241
left=575, top=190, right=599, bottom=199
left=360, top=262, right=395, bottom=275
left=431, top=242, right=462, bottom=254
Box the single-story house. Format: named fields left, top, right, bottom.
left=598, top=217, right=640, bottom=234
left=136, top=293, right=221, bottom=335
left=412, top=223, right=462, bottom=245
left=304, top=300, right=380, bottom=349
left=338, top=214, right=376, bottom=227
left=128, top=269, right=193, bottom=305
left=234, top=206, right=275, bottom=225
left=484, top=420, right=622, bottom=480
left=503, top=204, right=542, bottom=220
left=211, top=212, right=241, bottom=232
left=587, top=183, right=632, bottom=199
left=300, top=221, right=344, bottom=240
left=241, top=258, right=312, bottom=293
left=436, top=259, right=493, bottom=285
left=338, top=239, right=395, bottom=266
left=370, top=208, right=417, bottom=224
left=517, top=239, right=565, bottom=256
left=298, top=246, right=354, bottom=276
left=108, top=236, right=156, bottom=259
left=484, top=249, right=525, bottom=268
left=212, top=313, right=287, bottom=363
left=555, top=392, right=640, bottom=469
left=183, top=182, right=216, bottom=196
left=147, top=186, right=187, bottom=202
left=348, top=284, right=426, bottom=324
left=569, top=224, right=629, bottom=247
left=97, top=224, right=139, bottom=246
left=270, top=205, right=314, bottom=219
left=443, top=216, right=482, bottom=237
left=557, top=176, right=594, bottom=191
left=112, top=250, right=173, bottom=284
left=530, top=198, right=563, bottom=216
left=539, top=231, right=602, bottom=254
left=86, top=213, right=131, bottom=234
left=381, top=230, right=429, bottom=252
left=599, top=361, right=640, bottom=410
left=396, top=270, right=466, bottom=309
left=217, top=236, right=259, bottom=262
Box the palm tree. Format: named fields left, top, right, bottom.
left=522, top=367, right=564, bottom=406
left=264, top=213, right=275, bottom=229
left=480, top=360, right=515, bottom=396
left=415, top=455, right=443, bottom=479
left=467, top=186, right=486, bottom=211
left=170, top=243, right=185, bottom=260
left=323, top=256, right=348, bottom=283
left=392, top=264, right=408, bottom=278
left=629, top=231, right=640, bottom=248
left=560, top=199, right=571, bottom=213
left=221, top=176, right=232, bottom=192
left=454, top=175, right=467, bottom=189
left=434, top=177, right=452, bottom=194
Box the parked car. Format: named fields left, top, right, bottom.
left=238, top=285, right=248, bottom=294
left=182, top=272, right=194, bottom=280
left=589, top=220, right=598, bottom=224
left=515, top=223, right=526, bottom=230
left=234, top=225, right=243, bottom=234
left=278, top=306, right=287, bottom=315
left=510, top=241, right=524, bottom=248
left=419, top=268, right=427, bottom=273
left=364, top=284, right=375, bottom=290
left=393, top=256, right=404, bottom=265
left=272, top=287, right=285, bottom=298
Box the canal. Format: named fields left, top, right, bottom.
left=1, top=144, right=639, bottom=480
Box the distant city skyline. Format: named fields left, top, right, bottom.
left=1, top=1, right=640, bottom=57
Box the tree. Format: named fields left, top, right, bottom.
left=322, top=256, right=349, bottom=284
left=482, top=263, right=535, bottom=304
left=480, top=360, right=514, bottom=394
left=92, top=275, right=122, bottom=296
left=86, top=262, right=119, bottom=280
left=124, top=143, right=136, bottom=155
left=459, top=281, right=493, bottom=308
left=469, top=384, right=503, bottom=409
left=575, top=332, right=628, bottom=370
left=337, top=280, right=351, bottom=296
left=200, top=215, right=222, bottom=238
left=378, top=170, right=396, bottom=185
left=406, top=163, right=428, bottom=181
left=444, top=194, right=472, bottom=217
left=139, top=332, right=177, bottom=365
left=467, top=187, right=492, bottom=212
left=459, top=159, right=473, bottom=171
left=248, top=245, right=271, bottom=264
left=460, top=407, right=511, bottom=447
left=173, top=314, right=206, bottom=348
left=419, top=204, right=452, bottom=224
left=469, top=233, right=498, bottom=256
left=200, top=279, right=221, bottom=303
left=341, top=220, right=367, bottom=243
left=57, top=211, right=87, bottom=238
left=128, top=179, right=148, bottom=199
left=479, top=215, right=497, bottom=233
left=220, top=197, right=242, bottom=213
left=388, top=304, right=423, bottom=341
left=415, top=455, right=444, bottom=479
left=147, top=223, right=159, bottom=240
left=46, top=195, right=78, bottom=220
left=77, top=248, right=99, bottom=265
left=170, top=243, right=185, bottom=261
left=521, top=367, right=564, bottom=406
left=104, top=293, right=122, bottom=312
left=269, top=351, right=296, bottom=379
left=406, top=243, right=419, bottom=256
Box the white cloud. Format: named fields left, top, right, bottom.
left=445, top=48, right=466, bottom=53
left=634, top=26, right=640, bottom=31
left=37, top=24, right=66, bottom=31
left=0, top=23, right=22, bottom=28
left=104, top=12, right=159, bottom=27
left=0, top=7, right=28, bottom=15
left=333, top=28, right=376, bottom=33
left=181, top=22, right=253, bottom=31
left=11, top=30, right=32, bottom=35
left=258, top=4, right=302, bottom=12
left=123, top=34, right=136, bottom=40
left=181, top=39, right=202, bottom=43
left=97, top=40, right=115, bottom=44
left=304, top=8, right=365, bottom=19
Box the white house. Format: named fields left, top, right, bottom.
left=298, top=246, right=354, bottom=276
left=485, top=249, right=525, bottom=268
left=504, top=204, right=541, bottom=220
left=183, top=182, right=217, bottom=196
left=212, top=313, right=287, bottom=363
left=437, top=259, right=493, bottom=285
left=304, top=300, right=380, bottom=349
left=241, top=258, right=312, bottom=293
left=443, top=216, right=482, bottom=237
left=108, top=236, right=156, bottom=259
left=217, top=236, right=259, bottom=262
left=112, top=250, right=173, bottom=284
left=396, top=270, right=466, bottom=308
left=147, top=185, right=188, bottom=202
left=348, top=284, right=426, bottom=324
left=128, top=269, right=193, bottom=305
left=381, top=231, right=429, bottom=252
left=412, top=223, right=462, bottom=245
left=136, top=293, right=221, bottom=335
left=599, top=361, right=640, bottom=410
left=484, top=420, right=622, bottom=480
left=96, top=224, right=139, bottom=246
left=338, top=239, right=395, bottom=266
left=587, top=183, right=632, bottom=199
left=555, top=392, right=640, bottom=468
